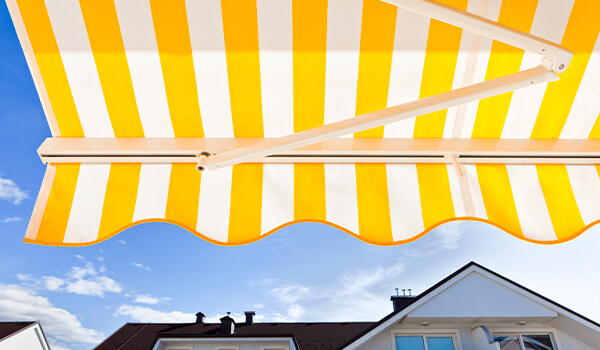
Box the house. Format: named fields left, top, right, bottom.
left=0, top=322, right=50, bottom=350
left=95, top=262, right=600, bottom=350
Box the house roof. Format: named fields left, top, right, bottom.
left=94, top=322, right=375, bottom=350
left=95, top=261, right=600, bottom=350
left=0, top=322, right=37, bottom=341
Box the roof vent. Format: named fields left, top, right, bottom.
left=220, top=313, right=235, bottom=335
left=244, top=311, right=255, bottom=325
left=391, top=288, right=417, bottom=312
left=195, top=312, right=206, bottom=324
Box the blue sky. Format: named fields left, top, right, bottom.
left=2, top=2, right=600, bottom=350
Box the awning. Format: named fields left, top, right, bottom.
left=7, top=0, right=600, bottom=246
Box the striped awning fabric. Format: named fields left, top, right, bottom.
left=8, top=0, right=600, bottom=246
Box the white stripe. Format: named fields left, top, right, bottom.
left=114, top=0, right=174, bottom=137
left=566, top=166, right=600, bottom=226
left=560, top=34, right=600, bottom=139
left=324, top=0, right=362, bottom=130
left=443, top=0, right=479, bottom=138
left=387, top=164, right=425, bottom=241
left=257, top=0, right=294, bottom=137
left=261, top=165, right=294, bottom=234
left=446, top=164, right=466, bottom=217
left=63, top=164, right=110, bottom=243
left=506, top=165, right=556, bottom=241
left=459, top=0, right=501, bottom=138
left=196, top=167, right=233, bottom=242
left=44, top=0, right=114, bottom=137
left=132, top=164, right=171, bottom=221
left=464, top=165, right=488, bottom=219
left=501, top=0, right=574, bottom=139
left=385, top=9, right=429, bottom=137
left=325, top=165, right=359, bottom=233
left=186, top=0, right=234, bottom=138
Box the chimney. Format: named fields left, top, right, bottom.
left=391, top=288, right=416, bottom=312
left=195, top=312, right=206, bottom=324
left=220, top=313, right=235, bottom=335
left=244, top=311, right=255, bottom=325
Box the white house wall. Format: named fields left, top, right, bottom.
left=554, top=329, right=597, bottom=350
left=0, top=325, right=48, bottom=350
left=408, top=272, right=557, bottom=319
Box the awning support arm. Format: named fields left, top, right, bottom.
left=381, top=0, right=572, bottom=73
left=204, top=66, right=557, bottom=171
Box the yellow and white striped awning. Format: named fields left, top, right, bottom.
left=8, top=0, right=600, bottom=246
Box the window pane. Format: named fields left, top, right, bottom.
left=426, top=336, right=455, bottom=350
left=522, top=335, right=554, bottom=350
left=493, top=336, right=522, bottom=350
left=395, top=336, right=425, bottom=350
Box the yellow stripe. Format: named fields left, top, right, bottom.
left=294, top=164, right=326, bottom=220
left=150, top=0, right=203, bottom=137
left=476, top=164, right=523, bottom=237
left=354, top=0, right=396, bottom=138
left=413, top=0, right=467, bottom=138
left=229, top=164, right=263, bottom=242
left=536, top=165, right=584, bottom=240
left=220, top=0, right=265, bottom=240
left=530, top=0, right=600, bottom=139
left=165, top=164, right=201, bottom=230
left=16, top=0, right=84, bottom=137
left=353, top=0, right=396, bottom=241
left=79, top=0, right=144, bottom=137
left=416, top=164, right=455, bottom=229
left=36, top=164, right=80, bottom=243
left=471, top=0, right=538, bottom=139
left=221, top=0, right=264, bottom=137
left=355, top=164, right=392, bottom=241
left=292, top=0, right=327, bottom=133
left=292, top=0, right=327, bottom=220
left=98, top=164, right=141, bottom=240
left=589, top=111, right=600, bottom=139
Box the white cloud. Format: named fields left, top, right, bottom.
left=261, top=257, right=409, bottom=322
left=117, top=239, right=126, bottom=245
left=427, top=221, right=464, bottom=251
left=130, top=262, right=151, bottom=271
left=64, top=276, right=122, bottom=297
left=0, top=176, right=28, bottom=204
left=2, top=216, right=21, bottom=223
left=115, top=305, right=195, bottom=323
left=43, top=276, right=65, bottom=291
left=22, top=256, right=122, bottom=297
left=0, top=283, right=103, bottom=346
left=133, top=294, right=171, bottom=305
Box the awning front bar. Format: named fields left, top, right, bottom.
left=38, top=137, right=600, bottom=165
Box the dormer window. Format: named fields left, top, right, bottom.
left=492, top=334, right=555, bottom=350
left=394, top=335, right=457, bottom=350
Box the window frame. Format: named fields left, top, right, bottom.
left=390, top=329, right=462, bottom=350
left=490, top=328, right=561, bottom=350
left=165, top=347, right=193, bottom=350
